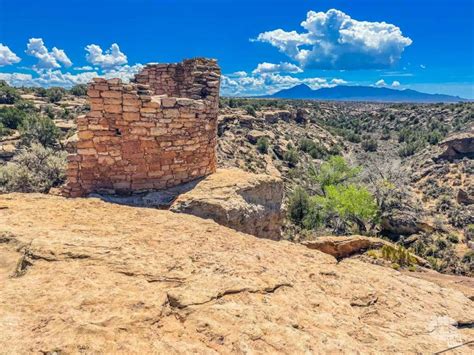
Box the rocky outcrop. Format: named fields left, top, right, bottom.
left=302, top=236, right=388, bottom=259
left=170, top=168, right=284, bottom=239
left=246, top=129, right=274, bottom=144
left=263, top=110, right=292, bottom=124
left=437, top=131, right=474, bottom=161
left=457, top=188, right=474, bottom=205
left=302, top=236, right=429, bottom=266
left=381, top=210, right=434, bottom=237
left=0, top=193, right=473, bottom=353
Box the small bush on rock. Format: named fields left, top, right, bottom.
left=381, top=245, right=417, bottom=266
left=361, top=138, right=378, bottom=152
left=284, top=147, right=299, bottom=167
left=256, top=137, right=269, bottom=154
left=46, top=87, right=66, bottom=103
left=244, top=105, right=257, bottom=117
left=70, top=84, right=88, bottom=96
left=0, top=106, right=27, bottom=129
left=0, top=80, right=20, bottom=104
left=19, top=114, right=59, bottom=148
left=0, top=143, right=67, bottom=193
left=288, top=186, right=310, bottom=225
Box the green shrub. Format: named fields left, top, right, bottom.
left=283, top=147, right=299, bottom=167
left=361, top=138, right=378, bottom=152
left=427, top=256, right=444, bottom=272
left=398, top=142, right=419, bottom=157
left=299, top=138, right=329, bottom=159
left=0, top=123, right=12, bottom=137
left=319, top=184, right=378, bottom=229
left=287, top=186, right=310, bottom=225
left=465, top=224, right=474, bottom=241
left=381, top=245, right=417, bottom=266
left=447, top=234, right=459, bottom=244
left=44, top=105, right=56, bottom=119
left=19, top=115, right=60, bottom=147
left=462, top=250, right=474, bottom=263
left=0, top=106, right=27, bottom=129
left=46, top=87, right=66, bottom=103
left=14, top=100, right=37, bottom=114
left=70, top=84, right=88, bottom=96
left=244, top=105, right=257, bottom=117
left=0, top=80, right=20, bottom=104
left=303, top=197, right=326, bottom=229
left=256, top=137, right=269, bottom=154
left=428, top=130, right=443, bottom=145
left=0, top=143, right=67, bottom=193
left=310, top=156, right=361, bottom=192
left=435, top=238, right=448, bottom=250
left=366, top=250, right=379, bottom=259
left=381, top=128, right=391, bottom=140
left=35, top=87, right=47, bottom=97
left=299, top=138, right=315, bottom=153
left=346, top=130, right=361, bottom=143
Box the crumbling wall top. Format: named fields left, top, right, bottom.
left=133, top=57, right=221, bottom=101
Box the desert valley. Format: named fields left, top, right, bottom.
left=1, top=1, right=473, bottom=353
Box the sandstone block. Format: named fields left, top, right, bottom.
left=123, top=112, right=140, bottom=121
left=104, top=104, right=122, bottom=114
left=101, top=91, right=122, bottom=98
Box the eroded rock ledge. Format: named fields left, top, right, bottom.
left=0, top=193, right=473, bottom=353
left=170, top=168, right=284, bottom=240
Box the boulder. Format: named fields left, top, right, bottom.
left=302, top=236, right=388, bottom=259
left=295, top=108, right=309, bottom=124
left=170, top=168, right=284, bottom=239
left=246, top=130, right=275, bottom=144
left=0, top=193, right=473, bottom=353
left=437, top=131, right=474, bottom=161
left=381, top=210, right=434, bottom=237
left=0, top=143, right=17, bottom=160
left=263, top=110, right=292, bottom=124
left=238, top=114, right=257, bottom=128
left=457, top=189, right=474, bottom=205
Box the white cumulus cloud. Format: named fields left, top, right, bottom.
left=331, top=78, right=348, bottom=85
left=0, top=73, right=34, bottom=86
left=0, top=70, right=97, bottom=87
left=252, top=61, right=303, bottom=75
left=375, top=79, right=387, bottom=87
left=227, top=71, right=248, bottom=78
left=85, top=43, right=128, bottom=70
left=221, top=71, right=344, bottom=96
left=25, top=38, right=72, bottom=70
left=0, top=44, right=21, bottom=67
left=391, top=80, right=401, bottom=87
left=0, top=63, right=144, bottom=88
left=255, top=9, right=412, bottom=70
left=74, top=65, right=94, bottom=71
left=102, top=64, right=144, bottom=81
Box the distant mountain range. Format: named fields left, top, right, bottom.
left=262, top=84, right=468, bottom=103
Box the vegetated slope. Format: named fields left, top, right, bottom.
left=267, top=84, right=468, bottom=103
left=216, top=99, right=473, bottom=275
left=0, top=193, right=473, bottom=353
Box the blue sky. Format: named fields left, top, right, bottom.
left=0, top=0, right=473, bottom=98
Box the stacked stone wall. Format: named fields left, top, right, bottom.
left=64, top=58, right=220, bottom=197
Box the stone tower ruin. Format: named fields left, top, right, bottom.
left=64, top=58, right=221, bottom=197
